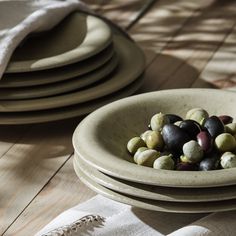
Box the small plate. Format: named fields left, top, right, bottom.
left=0, top=35, right=145, bottom=112
left=0, top=54, right=118, bottom=100
left=73, top=89, right=236, bottom=188
left=74, top=159, right=236, bottom=213
left=74, top=153, right=236, bottom=202
left=0, top=75, right=143, bottom=124
left=6, top=13, right=112, bottom=73
left=1, top=44, right=114, bottom=88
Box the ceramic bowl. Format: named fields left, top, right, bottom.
left=73, top=89, right=236, bottom=188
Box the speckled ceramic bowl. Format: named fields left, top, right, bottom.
left=73, top=89, right=236, bottom=188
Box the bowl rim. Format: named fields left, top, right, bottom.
left=73, top=88, right=236, bottom=188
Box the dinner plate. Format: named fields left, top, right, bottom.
left=0, top=34, right=145, bottom=112
left=6, top=13, right=112, bottom=73
left=74, top=153, right=236, bottom=202
left=0, top=54, right=118, bottom=100
left=74, top=159, right=236, bottom=213
left=73, top=89, right=236, bottom=188
left=0, top=75, right=144, bottom=124
left=1, top=44, right=114, bottom=88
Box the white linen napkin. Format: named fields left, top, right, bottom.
left=0, top=0, right=88, bottom=79
left=37, top=194, right=236, bottom=236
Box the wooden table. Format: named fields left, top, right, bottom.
left=1, top=0, right=236, bottom=235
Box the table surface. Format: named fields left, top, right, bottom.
left=1, top=0, right=236, bottom=235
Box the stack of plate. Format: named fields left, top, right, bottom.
left=0, top=12, right=145, bottom=124
left=72, top=89, right=236, bottom=213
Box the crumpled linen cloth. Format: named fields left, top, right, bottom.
left=0, top=0, right=88, bottom=79
left=36, top=195, right=236, bottom=236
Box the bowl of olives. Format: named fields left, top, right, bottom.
left=73, top=89, right=236, bottom=187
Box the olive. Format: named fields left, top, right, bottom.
left=162, top=124, right=191, bottom=153
left=176, top=162, right=198, bottom=171
left=215, top=133, right=236, bottom=152
left=186, top=108, right=209, bottom=125
left=221, top=152, right=236, bottom=169
left=145, top=131, right=164, bottom=150
left=199, top=157, right=219, bottom=171
left=218, top=115, right=233, bottom=125
left=197, top=131, right=213, bottom=153
left=203, top=116, right=225, bottom=138
left=127, top=137, right=146, bottom=154
left=150, top=112, right=169, bottom=131
left=153, top=154, right=175, bottom=170
left=225, top=123, right=236, bottom=135
left=166, top=114, right=183, bottom=124
left=179, top=120, right=201, bottom=139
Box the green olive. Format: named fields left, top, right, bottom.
left=220, top=152, right=236, bottom=169
left=225, top=123, right=236, bottom=135
left=145, top=131, right=164, bottom=150
left=134, top=149, right=160, bottom=167
left=182, top=140, right=204, bottom=163
left=127, top=137, right=146, bottom=154
left=134, top=147, right=148, bottom=163
left=215, top=133, right=236, bottom=152
left=153, top=154, right=174, bottom=170
left=150, top=112, right=169, bottom=131
left=140, top=130, right=153, bottom=142
left=186, top=108, right=209, bottom=125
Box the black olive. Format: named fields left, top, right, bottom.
left=162, top=124, right=191, bottom=154
left=218, top=115, right=233, bottom=125
left=166, top=114, right=183, bottom=124
left=197, top=131, right=213, bottom=153
left=176, top=162, right=198, bottom=171
left=203, top=116, right=224, bottom=138
left=199, top=157, right=220, bottom=171
left=179, top=120, right=201, bottom=139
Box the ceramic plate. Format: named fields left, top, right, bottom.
left=6, top=12, right=112, bottom=73
left=0, top=75, right=143, bottom=124
left=0, top=55, right=118, bottom=100
left=1, top=44, right=114, bottom=88
left=73, top=89, right=236, bottom=188
left=0, top=35, right=145, bottom=112
left=74, top=153, right=236, bottom=202
left=74, top=159, right=236, bottom=213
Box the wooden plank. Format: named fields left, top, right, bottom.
left=4, top=157, right=96, bottom=236
left=141, top=0, right=236, bottom=91
left=129, top=0, right=216, bottom=66
left=192, top=23, right=236, bottom=90
left=0, top=119, right=79, bottom=235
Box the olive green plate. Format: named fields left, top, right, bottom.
left=0, top=75, right=143, bottom=124
left=74, top=158, right=236, bottom=213
left=1, top=45, right=114, bottom=88
left=0, top=35, right=145, bottom=112
left=74, top=153, right=236, bottom=202
left=6, top=13, right=112, bottom=73
left=73, top=89, right=236, bottom=188
left=0, top=54, right=118, bottom=100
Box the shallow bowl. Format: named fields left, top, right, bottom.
left=73, top=89, right=236, bottom=188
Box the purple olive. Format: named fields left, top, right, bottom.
left=166, top=114, right=183, bottom=124
left=203, top=116, right=224, bottom=138
left=176, top=162, right=198, bottom=171
left=162, top=124, right=191, bottom=153
left=179, top=120, right=201, bottom=139
left=199, top=158, right=220, bottom=171
left=218, top=115, right=233, bottom=125
left=197, top=131, right=213, bottom=153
